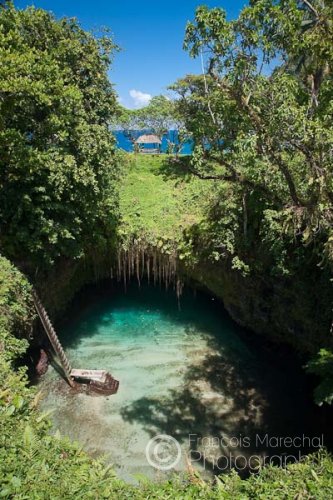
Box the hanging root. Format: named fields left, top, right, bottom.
left=113, top=241, right=183, bottom=296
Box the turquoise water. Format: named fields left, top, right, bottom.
left=39, top=282, right=320, bottom=482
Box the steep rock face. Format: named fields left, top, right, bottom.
left=186, top=259, right=333, bottom=354
left=34, top=252, right=114, bottom=317
left=34, top=246, right=332, bottom=356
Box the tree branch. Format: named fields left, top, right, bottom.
left=301, top=0, right=319, bottom=18
left=187, top=159, right=283, bottom=205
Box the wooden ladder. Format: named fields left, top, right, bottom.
left=32, top=290, right=119, bottom=395
left=32, top=290, right=75, bottom=387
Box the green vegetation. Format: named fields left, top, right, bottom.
left=307, top=349, right=333, bottom=405
left=0, top=2, right=119, bottom=269
left=176, top=1, right=333, bottom=275
left=119, top=154, right=213, bottom=248
left=0, top=0, right=333, bottom=497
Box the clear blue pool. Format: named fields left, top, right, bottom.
left=39, top=282, right=320, bottom=482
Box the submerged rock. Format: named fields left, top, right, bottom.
left=36, top=348, right=49, bottom=376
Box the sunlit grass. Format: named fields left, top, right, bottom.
left=119, top=154, right=214, bottom=245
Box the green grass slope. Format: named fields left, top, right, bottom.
left=118, top=154, right=213, bottom=247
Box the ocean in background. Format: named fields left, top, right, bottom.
left=113, top=130, right=193, bottom=154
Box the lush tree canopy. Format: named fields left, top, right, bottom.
left=116, top=96, right=174, bottom=137
left=0, top=2, right=119, bottom=269
left=171, top=1, right=333, bottom=273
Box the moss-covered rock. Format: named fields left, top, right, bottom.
left=185, top=258, right=333, bottom=354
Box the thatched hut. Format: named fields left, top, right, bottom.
left=135, top=134, right=161, bottom=153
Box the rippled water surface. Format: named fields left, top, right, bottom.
left=39, top=283, right=320, bottom=482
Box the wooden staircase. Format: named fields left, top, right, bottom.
left=32, top=290, right=119, bottom=395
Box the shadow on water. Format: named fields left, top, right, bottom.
left=118, top=305, right=319, bottom=475
left=52, top=280, right=331, bottom=477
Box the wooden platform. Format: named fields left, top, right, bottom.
left=70, top=369, right=119, bottom=396
left=139, top=149, right=160, bottom=154
left=71, top=369, right=108, bottom=383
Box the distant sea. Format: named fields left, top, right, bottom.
left=113, top=130, right=193, bottom=154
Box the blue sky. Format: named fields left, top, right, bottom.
left=15, top=0, right=247, bottom=108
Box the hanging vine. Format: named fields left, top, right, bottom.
left=113, top=239, right=183, bottom=297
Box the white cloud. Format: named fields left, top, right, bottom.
left=129, top=89, right=152, bottom=108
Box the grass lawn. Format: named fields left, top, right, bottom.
left=118, top=154, right=214, bottom=247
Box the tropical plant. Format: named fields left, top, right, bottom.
left=171, top=1, right=333, bottom=273
left=0, top=2, right=120, bottom=270
left=307, top=348, right=333, bottom=405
